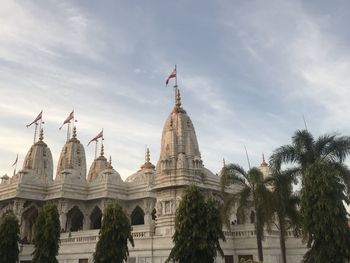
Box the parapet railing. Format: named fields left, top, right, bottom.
left=60, top=224, right=155, bottom=244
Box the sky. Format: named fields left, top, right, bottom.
left=1, top=0, right=350, bottom=180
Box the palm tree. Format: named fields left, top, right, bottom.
left=270, top=130, right=350, bottom=185
left=265, top=168, right=301, bottom=263
left=270, top=129, right=350, bottom=259
left=221, top=164, right=273, bottom=262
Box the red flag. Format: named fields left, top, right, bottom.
left=166, top=69, right=176, bottom=86
left=26, top=111, right=43, bottom=128
left=88, top=130, right=103, bottom=146
left=12, top=154, right=18, bottom=167
left=59, top=110, right=74, bottom=130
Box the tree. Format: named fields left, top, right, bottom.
left=270, top=130, right=350, bottom=261
left=32, top=203, right=61, bottom=263
left=265, top=168, right=300, bottom=263
left=166, top=185, right=225, bottom=263
left=221, top=165, right=272, bottom=262
left=0, top=212, right=20, bottom=263
left=93, top=201, right=134, bottom=263
left=301, top=160, right=350, bottom=263
left=270, top=130, right=350, bottom=188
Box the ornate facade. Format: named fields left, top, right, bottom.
left=0, top=89, right=306, bottom=263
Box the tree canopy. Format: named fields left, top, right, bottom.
left=301, top=161, right=350, bottom=263
left=0, top=212, right=20, bottom=263
left=166, top=185, right=225, bottom=263
left=93, top=201, right=134, bottom=263
left=32, top=203, right=61, bottom=263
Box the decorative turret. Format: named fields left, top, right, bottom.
left=23, top=128, right=54, bottom=182
left=126, top=148, right=155, bottom=184
left=141, top=148, right=155, bottom=170
left=157, top=88, right=202, bottom=174
left=56, top=126, right=86, bottom=179
left=259, top=154, right=271, bottom=178
left=87, top=143, right=108, bottom=182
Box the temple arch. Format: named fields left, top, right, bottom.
left=90, top=206, right=102, bottom=230
left=66, top=206, right=84, bottom=232
left=131, top=206, right=145, bottom=225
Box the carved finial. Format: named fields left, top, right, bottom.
left=141, top=148, right=155, bottom=170
left=39, top=128, right=44, bottom=141
left=261, top=154, right=268, bottom=166
left=223, top=158, right=226, bottom=167
left=176, top=88, right=181, bottom=108
left=72, top=126, right=77, bottom=139
left=100, top=143, right=104, bottom=157
left=107, top=155, right=113, bottom=169
left=146, top=148, right=150, bottom=163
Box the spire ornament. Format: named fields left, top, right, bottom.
left=141, top=147, right=155, bottom=170
left=39, top=128, right=44, bottom=141
left=261, top=154, right=268, bottom=166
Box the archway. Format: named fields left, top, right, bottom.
left=90, top=206, right=102, bottom=230
left=22, top=206, right=38, bottom=243
left=66, top=206, right=84, bottom=232
left=131, top=206, right=145, bottom=225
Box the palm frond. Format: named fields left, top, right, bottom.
left=322, top=136, right=350, bottom=163
left=270, top=145, right=297, bottom=170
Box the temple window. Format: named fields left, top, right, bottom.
left=131, top=206, right=145, bottom=225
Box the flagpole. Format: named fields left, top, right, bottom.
left=13, top=161, right=17, bottom=177
left=33, top=123, right=38, bottom=144
left=95, top=140, right=98, bottom=159
left=67, top=121, right=71, bottom=141
left=174, top=64, right=178, bottom=103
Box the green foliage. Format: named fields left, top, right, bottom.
left=221, top=164, right=273, bottom=262
left=301, top=161, right=350, bottom=263
left=265, top=168, right=301, bottom=263
left=0, top=212, right=20, bottom=263
left=270, top=130, right=350, bottom=262
left=166, top=185, right=225, bottom=263
left=32, top=202, right=61, bottom=263
left=93, top=201, right=134, bottom=263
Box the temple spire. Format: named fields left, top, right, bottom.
left=39, top=128, right=44, bottom=141
left=261, top=153, right=268, bottom=166
left=100, top=143, right=104, bottom=157
left=72, top=126, right=77, bottom=139
left=141, top=147, right=155, bottom=170
left=175, top=88, right=182, bottom=108
left=146, top=147, right=150, bottom=163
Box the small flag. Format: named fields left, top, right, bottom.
left=59, top=110, right=74, bottom=130
left=26, top=110, right=43, bottom=128
left=88, top=130, right=103, bottom=146
left=166, top=69, right=177, bottom=86
left=12, top=154, right=18, bottom=167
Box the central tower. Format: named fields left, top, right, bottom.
left=153, top=89, right=217, bottom=236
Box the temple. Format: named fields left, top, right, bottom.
left=0, top=88, right=306, bottom=263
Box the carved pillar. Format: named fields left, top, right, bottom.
left=83, top=213, right=91, bottom=230
left=58, top=200, right=68, bottom=232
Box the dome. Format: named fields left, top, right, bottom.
left=87, top=144, right=108, bottom=182
left=56, top=127, right=86, bottom=179
left=157, top=89, right=202, bottom=171
left=126, top=148, right=155, bottom=184
left=89, top=155, right=123, bottom=183
left=22, top=128, right=54, bottom=182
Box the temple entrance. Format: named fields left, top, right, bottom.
left=66, top=206, right=84, bottom=232
left=90, top=206, right=102, bottom=229
left=131, top=206, right=144, bottom=225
